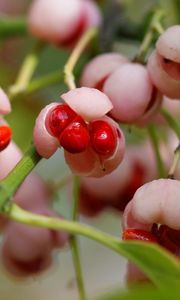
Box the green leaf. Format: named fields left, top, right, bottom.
left=114, top=241, right=180, bottom=288
left=97, top=286, right=180, bottom=300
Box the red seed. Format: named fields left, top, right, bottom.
left=122, top=228, right=158, bottom=243
left=48, top=104, right=77, bottom=137
left=0, top=125, right=12, bottom=151
left=59, top=116, right=90, bottom=154
left=89, top=120, right=117, bottom=156
left=157, top=225, right=180, bottom=255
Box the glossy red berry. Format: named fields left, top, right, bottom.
left=59, top=116, right=90, bottom=154
left=122, top=228, right=158, bottom=243
left=48, top=104, right=77, bottom=137
left=0, top=125, right=12, bottom=151
left=89, top=120, right=117, bottom=156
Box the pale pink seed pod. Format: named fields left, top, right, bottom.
left=82, top=0, right=102, bottom=30
left=103, top=63, right=154, bottom=123
left=0, top=141, right=49, bottom=210
left=65, top=116, right=125, bottom=177
left=61, top=87, right=113, bottom=121
left=156, top=26, right=180, bottom=63
left=15, top=173, right=50, bottom=210
left=123, top=179, right=180, bottom=231
left=0, top=88, right=11, bottom=115
left=28, top=0, right=84, bottom=45
left=80, top=53, right=128, bottom=89
left=147, top=50, right=180, bottom=99
left=64, top=145, right=97, bottom=176
left=1, top=221, right=53, bottom=277
left=156, top=26, right=180, bottom=80
left=81, top=155, right=132, bottom=200
left=126, top=262, right=148, bottom=285
left=33, top=102, right=59, bottom=158
left=136, top=90, right=163, bottom=127
left=0, top=142, right=22, bottom=180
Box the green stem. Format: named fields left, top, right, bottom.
left=0, top=144, right=41, bottom=211
left=64, top=27, right=97, bottom=89
left=0, top=17, right=27, bottom=39
left=71, top=176, right=86, bottom=300
left=5, top=203, right=123, bottom=250
left=147, top=125, right=166, bottom=178
left=135, top=9, right=165, bottom=62
left=8, top=40, right=46, bottom=100
left=161, top=108, right=180, bottom=140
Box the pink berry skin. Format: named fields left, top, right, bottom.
left=136, top=89, right=163, bottom=127
left=0, top=88, right=11, bottom=115
left=147, top=50, right=180, bottom=99
left=103, top=63, right=156, bottom=123
left=123, top=179, right=180, bottom=232
left=156, top=26, right=180, bottom=81
left=1, top=221, right=53, bottom=277
left=61, top=87, right=113, bottom=122
left=28, top=0, right=84, bottom=45
left=81, top=0, right=102, bottom=31
left=1, top=207, right=69, bottom=278
left=156, top=25, right=180, bottom=64
left=28, top=0, right=101, bottom=47
left=33, top=102, right=60, bottom=158
left=80, top=53, right=128, bottom=89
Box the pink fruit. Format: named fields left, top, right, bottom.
left=147, top=50, right=180, bottom=99
left=61, top=87, right=113, bottom=122
left=28, top=0, right=101, bottom=47
left=80, top=53, right=128, bottom=89
left=103, top=63, right=157, bottom=123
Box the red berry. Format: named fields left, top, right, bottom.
left=122, top=228, right=158, bottom=243
left=0, top=125, right=12, bottom=151
left=157, top=225, right=180, bottom=255
left=59, top=116, right=90, bottom=154
left=48, top=104, right=77, bottom=137
left=89, top=120, right=117, bottom=156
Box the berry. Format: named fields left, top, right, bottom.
left=59, top=116, right=90, bottom=153
left=155, top=225, right=180, bottom=255
left=122, top=228, right=158, bottom=243
left=89, top=120, right=117, bottom=156
left=80, top=53, right=128, bottom=89
left=156, top=26, right=180, bottom=81
left=0, top=125, right=12, bottom=151
left=103, top=63, right=155, bottom=123
left=48, top=104, right=77, bottom=137
left=147, top=50, right=180, bottom=99
left=28, top=0, right=101, bottom=48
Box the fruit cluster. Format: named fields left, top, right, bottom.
left=0, top=0, right=180, bottom=289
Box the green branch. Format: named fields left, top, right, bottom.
left=71, top=176, right=87, bottom=300
left=0, top=17, right=27, bottom=39
left=147, top=125, right=166, bottom=178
